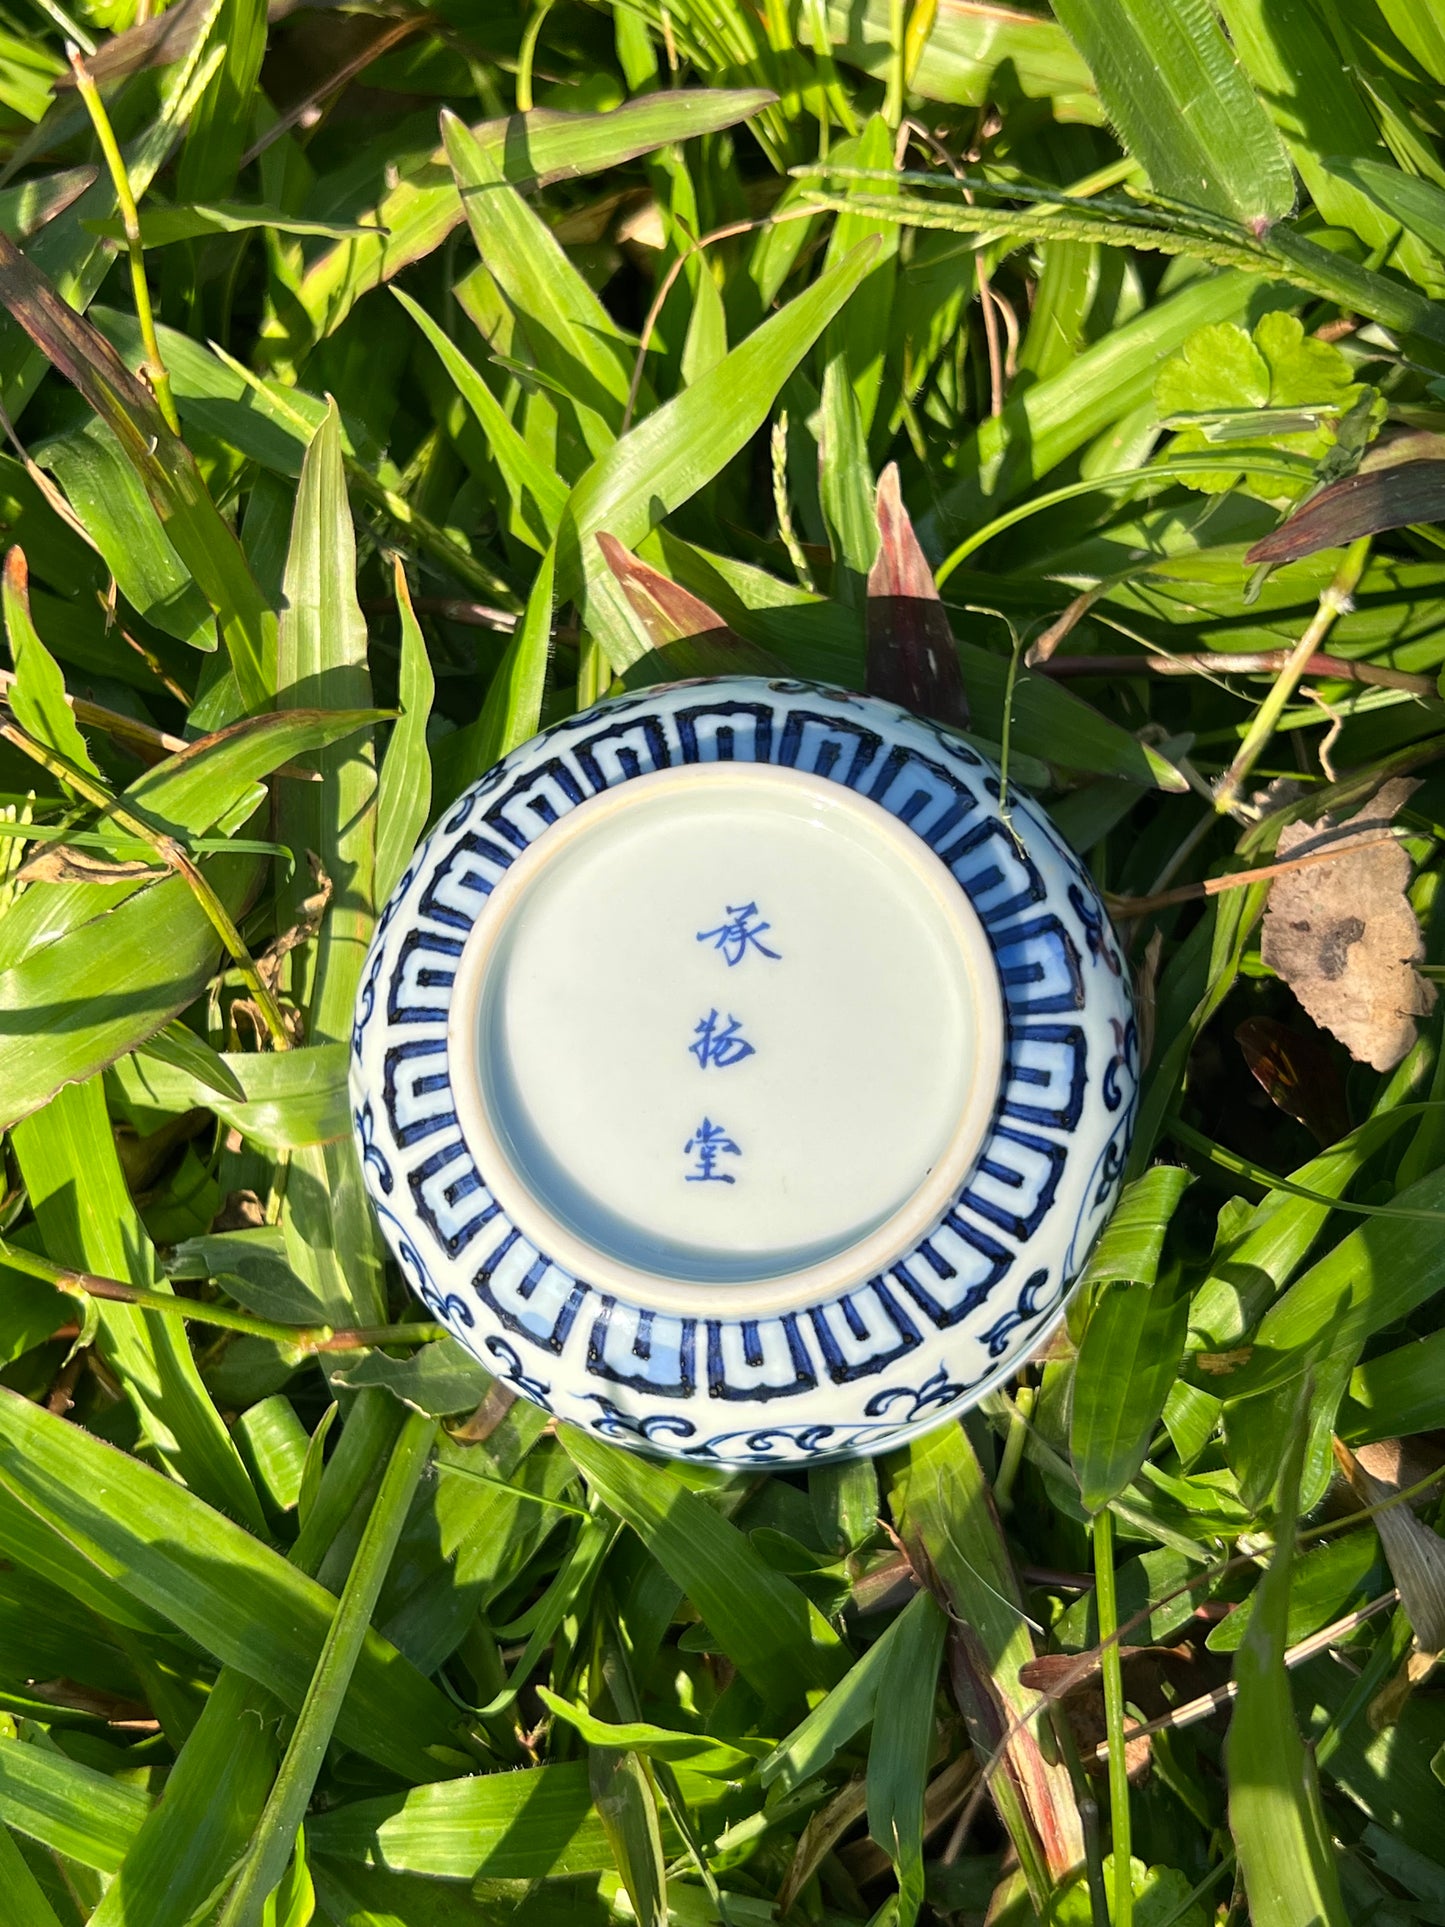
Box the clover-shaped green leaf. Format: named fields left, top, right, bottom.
left=1155, top=313, right=1383, bottom=499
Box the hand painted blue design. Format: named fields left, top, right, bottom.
left=689, top=1010, right=755, bottom=1069
left=352, top=675, right=1136, bottom=1467
left=484, top=1336, right=554, bottom=1408
left=696, top=902, right=780, bottom=966
left=353, top=1099, right=393, bottom=1195
left=684, top=1117, right=741, bottom=1183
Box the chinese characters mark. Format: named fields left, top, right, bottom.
left=684, top=1118, right=741, bottom=1183
left=696, top=902, right=780, bottom=967
left=689, top=1010, right=755, bottom=1069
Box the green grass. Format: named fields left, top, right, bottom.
left=0, top=0, right=1441, bottom=1921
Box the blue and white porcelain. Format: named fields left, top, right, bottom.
left=350, top=677, right=1136, bottom=1466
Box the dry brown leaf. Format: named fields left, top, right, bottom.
left=257, top=853, right=332, bottom=994
left=1334, top=1437, right=1445, bottom=1671
left=866, top=465, right=970, bottom=729
left=17, top=844, right=165, bottom=885
left=595, top=534, right=785, bottom=677
left=1260, top=777, right=1434, bottom=1072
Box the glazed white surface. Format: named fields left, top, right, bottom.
left=452, top=764, right=1003, bottom=1303
left=351, top=677, right=1137, bottom=1466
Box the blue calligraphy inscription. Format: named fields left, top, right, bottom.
left=690, top=1010, right=755, bottom=1069
left=697, top=902, right=780, bottom=966
left=685, top=1118, right=741, bottom=1183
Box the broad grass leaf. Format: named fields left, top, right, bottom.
left=235, top=1395, right=310, bottom=1512
left=213, top=1412, right=436, bottom=1926
left=1049, top=0, right=1292, bottom=224
left=887, top=1423, right=1083, bottom=1880
left=87, top=1669, right=281, bottom=1927
left=1234, top=1161, right=1445, bottom=1382
left=1054, top=1546, right=1202, bottom=1649
left=0, top=1389, right=462, bottom=1782
left=821, top=113, right=900, bottom=435
left=1078, top=1165, right=1193, bottom=1290
left=0, top=231, right=272, bottom=709
left=432, top=544, right=555, bottom=815
left=1226, top=1398, right=1350, bottom=1927
left=87, top=203, right=377, bottom=247
left=1217, top=0, right=1439, bottom=293
left=3, top=549, right=101, bottom=779
left=393, top=286, right=566, bottom=551
left=562, top=1428, right=846, bottom=1708
left=331, top=1339, right=495, bottom=1419
left=1304, top=1651, right=1445, bottom=1859
left=761, top=1594, right=923, bottom=1792
left=275, top=399, right=376, bottom=1044
left=588, top=1748, right=666, bottom=1927
left=306, top=1766, right=614, bottom=1879
left=1345, top=1329, right=1445, bottom=1441
left=0, top=1820, right=66, bottom=1927
left=297, top=90, right=775, bottom=348
left=817, top=348, right=877, bottom=594
left=865, top=1590, right=946, bottom=1927
left=95, top=1393, right=412, bottom=1927
left=925, top=270, right=1292, bottom=551
left=540, top=1689, right=763, bottom=1775
left=1338, top=157, right=1445, bottom=260
left=36, top=417, right=217, bottom=651
left=0, top=167, right=96, bottom=241
left=374, top=560, right=434, bottom=905
left=0, top=1738, right=150, bottom=1873
left=1187, top=1109, right=1415, bottom=1349
left=1206, top=1528, right=1384, bottom=1654
left=11, top=1077, right=264, bottom=1529
left=275, top=403, right=384, bottom=1327
left=836, top=0, right=1096, bottom=110
left=0, top=851, right=266, bottom=1130
left=137, top=1019, right=247, bottom=1102
left=175, top=0, right=266, bottom=203
left=378, top=1417, right=570, bottom=1675
left=311, top=1859, right=556, bottom=1927
left=1072, top=1273, right=1193, bottom=1514
left=1245, top=460, right=1445, bottom=567
left=115, top=1042, right=349, bottom=1153
left=558, top=241, right=879, bottom=667
left=443, top=112, right=633, bottom=454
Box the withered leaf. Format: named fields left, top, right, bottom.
left=1334, top=1437, right=1445, bottom=1660
left=1260, top=777, right=1434, bottom=1072
left=17, top=843, right=166, bottom=884
left=1245, top=459, right=1445, bottom=566
left=866, top=465, right=970, bottom=729
left=1234, top=1015, right=1350, bottom=1146
left=257, top=852, right=332, bottom=993
left=596, top=534, right=785, bottom=678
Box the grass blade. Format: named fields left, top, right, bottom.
left=865, top=1589, right=946, bottom=1927
left=0, top=1389, right=463, bottom=1781
left=215, top=1412, right=436, bottom=1927
left=1049, top=0, right=1293, bottom=223
left=562, top=1428, right=846, bottom=1708
left=11, top=1076, right=263, bottom=1529
left=373, top=560, right=435, bottom=904
left=1226, top=1389, right=1350, bottom=1927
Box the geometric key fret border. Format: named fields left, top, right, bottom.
left=352, top=680, right=1137, bottom=1465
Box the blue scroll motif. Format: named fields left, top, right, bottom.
left=351, top=677, right=1137, bottom=1466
